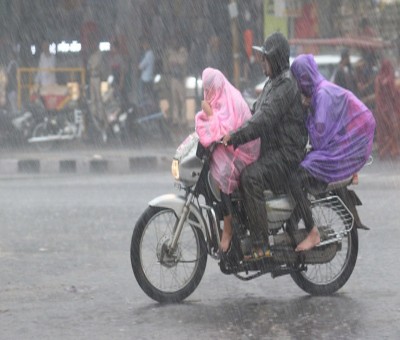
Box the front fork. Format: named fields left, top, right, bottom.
left=167, top=192, right=221, bottom=258
left=149, top=189, right=219, bottom=256
left=168, top=192, right=195, bottom=252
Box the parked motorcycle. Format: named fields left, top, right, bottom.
left=0, top=65, right=39, bottom=147
left=27, top=83, right=87, bottom=150
left=130, top=132, right=365, bottom=303
left=0, top=108, right=38, bottom=147
left=81, top=77, right=170, bottom=146
left=28, top=76, right=121, bottom=150
left=87, top=75, right=124, bottom=144
left=115, top=101, right=173, bottom=146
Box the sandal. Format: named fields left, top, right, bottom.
left=243, top=244, right=271, bottom=261
left=219, top=242, right=237, bottom=267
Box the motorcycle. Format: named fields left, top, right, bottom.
left=87, top=76, right=173, bottom=146
left=0, top=67, right=38, bottom=147
left=130, top=133, right=365, bottom=303
left=0, top=107, right=38, bottom=147
left=27, top=76, right=124, bottom=149
left=27, top=83, right=86, bottom=151
left=110, top=95, right=174, bottom=147
left=88, top=75, right=124, bottom=144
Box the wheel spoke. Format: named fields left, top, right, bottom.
left=139, top=209, right=201, bottom=293
left=299, top=202, right=353, bottom=285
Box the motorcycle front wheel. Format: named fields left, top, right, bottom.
left=290, top=202, right=358, bottom=295
left=32, top=122, right=55, bottom=151
left=130, top=206, right=208, bottom=303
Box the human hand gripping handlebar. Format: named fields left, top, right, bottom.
left=221, top=133, right=232, bottom=147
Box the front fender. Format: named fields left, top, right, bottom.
left=149, top=193, right=208, bottom=238
left=149, top=194, right=186, bottom=215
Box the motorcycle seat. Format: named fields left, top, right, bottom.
left=308, top=176, right=353, bottom=196
left=40, top=84, right=69, bottom=96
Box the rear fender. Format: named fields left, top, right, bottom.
left=346, top=189, right=362, bottom=206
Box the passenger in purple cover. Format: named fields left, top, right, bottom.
left=289, top=54, right=376, bottom=251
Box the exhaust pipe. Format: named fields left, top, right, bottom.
left=28, top=134, right=75, bottom=143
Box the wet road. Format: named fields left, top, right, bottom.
left=0, top=160, right=399, bottom=339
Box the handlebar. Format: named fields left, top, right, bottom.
left=196, top=137, right=229, bottom=161
left=208, top=139, right=225, bottom=152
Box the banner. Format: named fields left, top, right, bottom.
left=263, top=0, right=288, bottom=38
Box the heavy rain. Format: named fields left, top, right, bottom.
left=0, top=1, right=399, bottom=339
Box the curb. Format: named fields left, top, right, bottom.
left=0, top=155, right=172, bottom=175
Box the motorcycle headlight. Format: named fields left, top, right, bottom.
left=171, top=159, right=179, bottom=180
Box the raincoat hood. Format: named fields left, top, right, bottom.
left=196, top=67, right=256, bottom=144
left=202, top=67, right=225, bottom=105
left=253, top=32, right=290, bottom=79
left=291, top=54, right=325, bottom=98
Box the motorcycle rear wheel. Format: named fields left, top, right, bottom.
left=130, top=206, right=208, bottom=303
left=290, top=202, right=358, bottom=295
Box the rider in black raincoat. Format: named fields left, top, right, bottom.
left=223, top=32, right=308, bottom=256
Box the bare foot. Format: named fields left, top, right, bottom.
left=220, top=230, right=232, bottom=252
left=220, top=215, right=233, bottom=252
left=295, top=226, right=321, bottom=252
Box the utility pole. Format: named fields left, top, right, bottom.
left=229, top=0, right=240, bottom=88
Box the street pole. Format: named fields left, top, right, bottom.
left=229, top=0, right=240, bottom=89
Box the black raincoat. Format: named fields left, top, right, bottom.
left=228, top=32, right=308, bottom=244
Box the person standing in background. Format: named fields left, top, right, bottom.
left=87, top=34, right=107, bottom=140
left=35, top=40, right=56, bottom=88
left=374, top=59, right=400, bottom=159
left=332, top=48, right=358, bottom=95
left=359, top=17, right=378, bottom=38
left=205, top=34, right=225, bottom=75
left=188, top=14, right=211, bottom=111
left=0, top=64, right=7, bottom=109
left=138, top=36, right=155, bottom=106
left=166, top=36, right=188, bottom=127
left=239, top=1, right=259, bottom=85
left=150, top=6, right=166, bottom=76
left=6, top=44, right=19, bottom=113
left=110, top=40, right=128, bottom=109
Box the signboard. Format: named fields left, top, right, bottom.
left=263, top=0, right=288, bottom=38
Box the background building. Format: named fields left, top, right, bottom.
left=0, top=0, right=399, bottom=99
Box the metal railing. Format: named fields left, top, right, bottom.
left=17, top=67, right=86, bottom=110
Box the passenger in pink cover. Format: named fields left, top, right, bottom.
left=195, top=68, right=260, bottom=253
